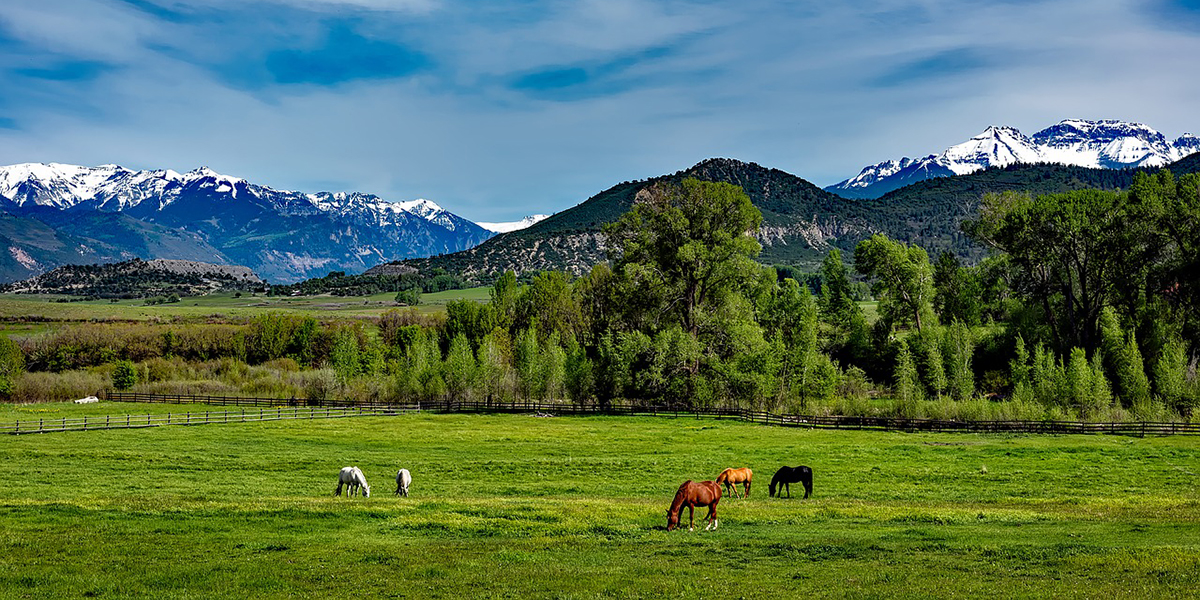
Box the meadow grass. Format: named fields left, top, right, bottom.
left=0, top=287, right=492, bottom=324
left=0, top=409, right=1197, bottom=598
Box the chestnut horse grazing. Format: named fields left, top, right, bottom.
left=716, top=467, right=753, bottom=499
left=768, top=465, right=813, bottom=499
left=666, top=480, right=722, bottom=532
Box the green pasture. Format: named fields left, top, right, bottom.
left=1, top=407, right=1197, bottom=598
left=0, top=287, right=492, bottom=325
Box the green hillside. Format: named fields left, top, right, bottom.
left=375, top=153, right=1200, bottom=283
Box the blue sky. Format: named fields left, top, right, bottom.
left=0, top=0, right=1197, bottom=221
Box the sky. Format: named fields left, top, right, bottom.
left=1, top=0, right=1198, bottom=222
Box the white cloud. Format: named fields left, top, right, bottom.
left=0, top=0, right=1198, bottom=222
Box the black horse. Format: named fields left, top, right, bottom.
left=768, top=466, right=813, bottom=499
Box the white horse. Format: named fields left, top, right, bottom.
left=395, top=468, right=412, bottom=497
left=335, top=466, right=370, bottom=498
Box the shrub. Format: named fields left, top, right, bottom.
left=112, top=360, right=138, bottom=390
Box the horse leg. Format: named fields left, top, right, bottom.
left=745, top=481, right=751, bottom=498
left=335, top=482, right=342, bottom=497
left=688, top=505, right=695, bottom=532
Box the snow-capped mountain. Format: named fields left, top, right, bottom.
left=476, top=214, right=551, bottom=233
left=828, top=119, right=1200, bottom=199
left=0, top=163, right=494, bottom=283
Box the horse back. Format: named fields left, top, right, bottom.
left=698, top=480, right=722, bottom=504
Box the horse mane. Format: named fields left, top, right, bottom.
left=668, top=480, right=694, bottom=515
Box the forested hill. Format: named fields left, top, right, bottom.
left=369, top=152, right=1200, bottom=283
left=864, top=152, right=1200, bottom=262
left=369, top=158, right=879, bottom=280
left=2, top=258, right=265, bottom=299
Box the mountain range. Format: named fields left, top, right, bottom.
left=827, top=119, right=1200, bottom=198
left=374, top=150, right=1200, bottom=282
left=3, top=119, right=1197, bottom=289
left=0, top=163, right=497, bottom=283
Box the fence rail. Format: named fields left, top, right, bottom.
left=84, top=392, right=1200, bottom=437
left=1, top=405, right=409, bottom=435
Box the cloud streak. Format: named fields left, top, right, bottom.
left=0, top=0, right=1196, bottom=222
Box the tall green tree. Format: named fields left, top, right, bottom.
left=933, top=252, right=983, bottom=326
left=605, top=178, right=763, bottom=338
left=819, top=249, right=856, bottom=324
left=966, top=189, right=1155, bottom=353
left=443, top=333, right=477, bottom=400
left=854, top=234, right=937, bottom=332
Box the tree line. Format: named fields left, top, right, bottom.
left=3, top=174, right=1198, bottom=420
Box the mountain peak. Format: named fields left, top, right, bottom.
left=828, top=118, right=1194, bottom=198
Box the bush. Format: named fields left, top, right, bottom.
left=112, top=360, right=138, bottom=390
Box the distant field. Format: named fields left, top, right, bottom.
left=0, top=287, right=492, bottom=324
left=0, top=406, right=1196, bottom=598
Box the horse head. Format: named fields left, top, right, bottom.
left=362, top=485, right=371, bottom=498
left=666, top=508, right=679, bottom=531
left=768, top=482, right=776, bottom=497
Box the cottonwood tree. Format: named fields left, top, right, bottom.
left=854, top=234, right=937, bottom=332
left=604, top=178, right=763, bottom=339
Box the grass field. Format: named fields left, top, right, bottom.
left=0, top=287, right=493, bottom=326
left=1, top=406, right=1197, bottom=598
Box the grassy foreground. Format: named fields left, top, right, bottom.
left=0, top=410, right=1197, bottom=599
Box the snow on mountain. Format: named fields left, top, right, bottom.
left=0, top=162, right=496, bottom=282
left=828, top=119, right=1199, bottom=199
left=940, top=126, right=1042, bottom=174
left=0, top=163, right=482, bottom=233
left=477, top=214, right=551, bottom=233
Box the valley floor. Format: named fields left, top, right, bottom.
left=0, top=410, right=1197, bottom=598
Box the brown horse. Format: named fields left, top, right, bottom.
left=716, top=467, right=753, bottom=499
left=666, top=480, right=722, bottom=531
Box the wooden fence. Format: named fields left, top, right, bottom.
left=1, top=405, right=408, bottom=435
left=86, top=392, right=1200, bottom=437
